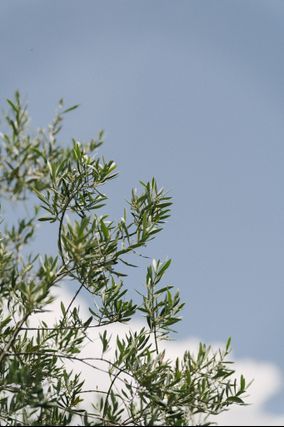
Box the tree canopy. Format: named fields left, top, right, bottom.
left=0, top=92, right=247, bottom=426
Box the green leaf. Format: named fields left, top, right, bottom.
left=154, top=286, right=173, bottom=296
left=226, top=396, right=244, bottom=404
left=158, top=259, right=172, bottom=277
left=100, top=219, right=109, bottom=240
left=62, top=104, right=80, bottom=114
left=38, top=216, right=56, bottom=222
left=6, top=99, right=19, bottom=113
left=240, top=374, right=246, bottom=392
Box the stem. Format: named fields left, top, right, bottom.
left=150, top=279, right=159, bottom=355
left=0, top=311, right=31, bottom=364
left=21, top=324, right=98, bottom=331
left=102, top=369, right=123, bottom=424
left=57, top=190, right=86, bottom=319
left=6, top=351, right=133, bottom=382
left=57, top=194, right=73, bottom=275
left=153, top=322, right=159, bottom=355
left=65, top=283, right=84, bottom=314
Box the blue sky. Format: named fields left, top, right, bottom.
left=1, top=0, right=284, bottom=419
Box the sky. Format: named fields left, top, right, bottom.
left=1, top=0, right=284, bottom=422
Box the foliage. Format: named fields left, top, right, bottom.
left=0, top=92, right=247, bottom=426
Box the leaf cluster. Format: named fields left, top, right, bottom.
left=0, top=93, right=248, bottom=426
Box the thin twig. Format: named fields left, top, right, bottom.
left=0, top=311, right=31, bottom=364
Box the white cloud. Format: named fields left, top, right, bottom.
left=30, top=285, right=284, bottom=426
